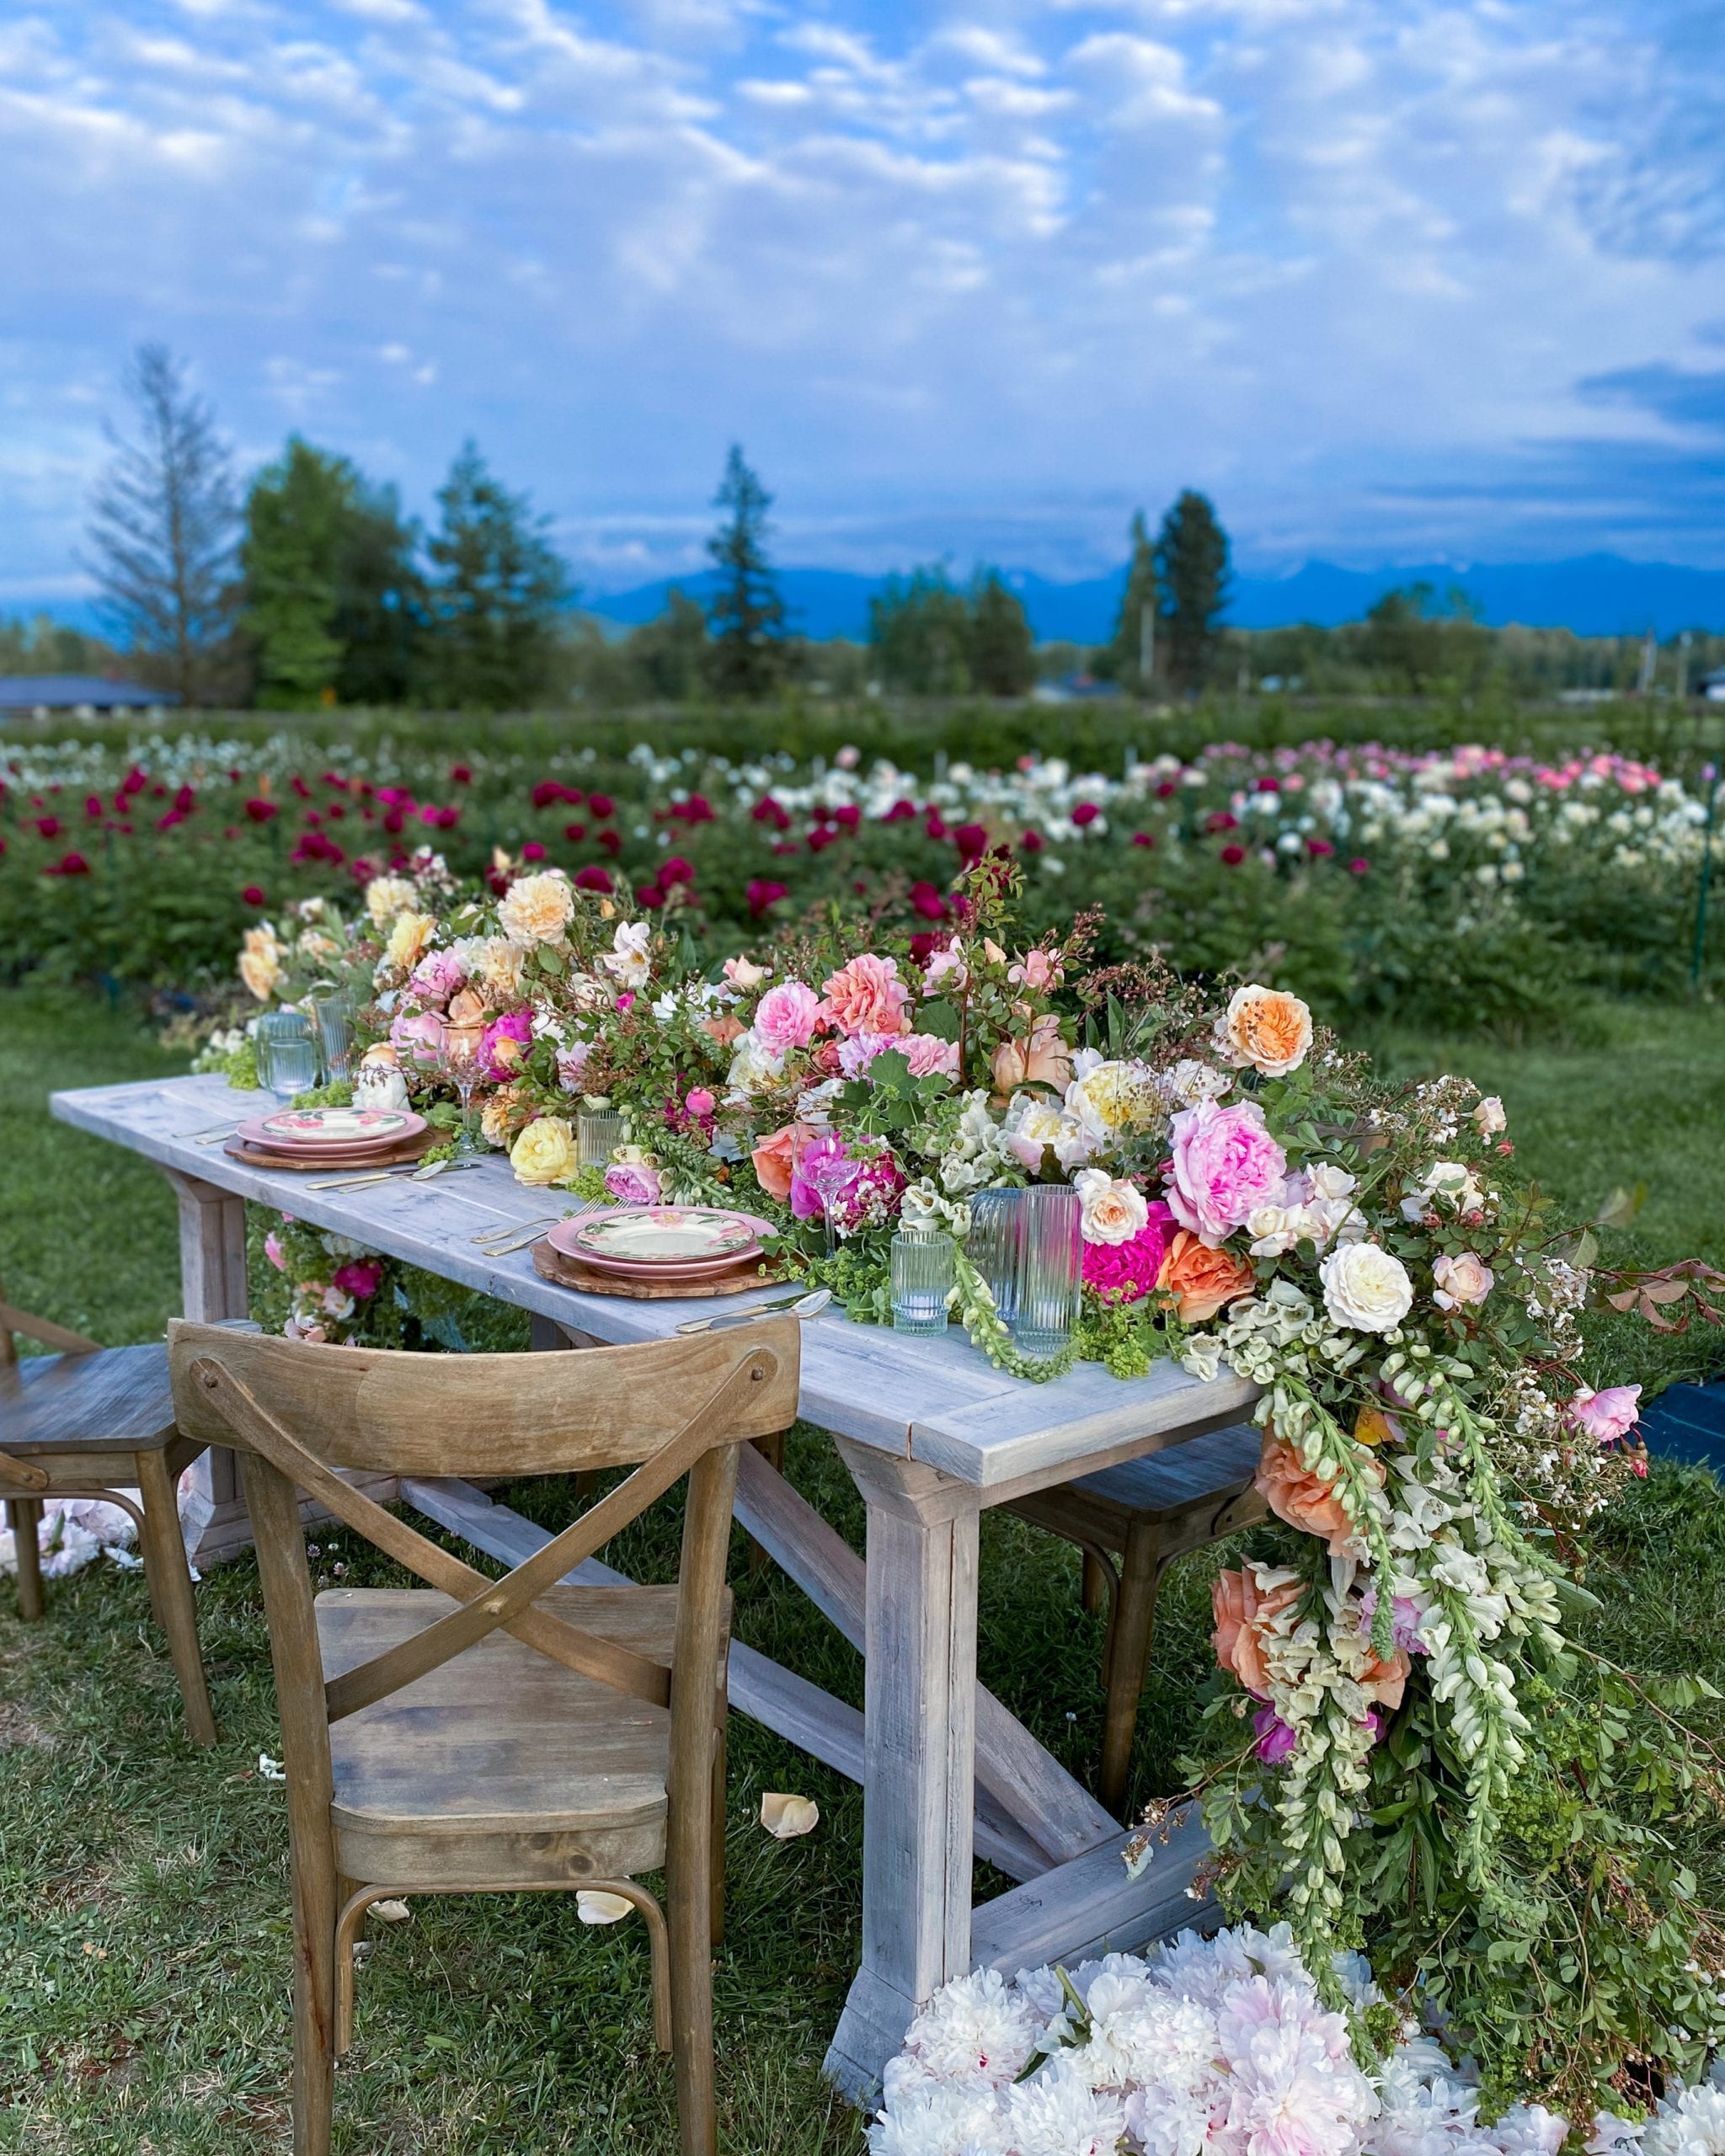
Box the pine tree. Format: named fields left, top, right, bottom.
left=1155, top=490, right=1231, bottom=693
left=703, top=446, right=785, bottom=698
left=968, top=569, right=1035, bottom=696
left=1106, top=511, right=1161, bottom=694
left=243, top=438, right=355, bottom=708
left=84, top=344, right=240, bottom=704
left=424, top=440, right=569, bottom=711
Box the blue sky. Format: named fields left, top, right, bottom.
left=2, top=0, right=1722, bottom=606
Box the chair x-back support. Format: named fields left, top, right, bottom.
left=1004, top=1422, right=1267, bottom=1816
left=166, top=1315, right=801, bottom=2156
left=0, top=1281, right=217, bottom=1746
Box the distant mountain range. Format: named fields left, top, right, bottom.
left=585, top=553, right=1725, bottom=643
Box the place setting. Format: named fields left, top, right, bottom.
left=222, top=1103, right=436, bottom=1174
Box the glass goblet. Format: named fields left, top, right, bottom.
left=435, top=1019, right=489, bottom=1159
left=792, top=1129, right=856, bottom=1257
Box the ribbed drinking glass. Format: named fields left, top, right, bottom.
left=967, top=1187, right=1022, bottom=1326
left=266, top=1033, right=319, bottom=1103
left=578, top=1110, right=627, bottom=1170
left=309, top=994, right=354, bottom=1085
left=254, top=1010, right=313, bottom=1095
left=891, top=1221, right=955, bottom=1335
left=1010, top=1185, right=1081, bottom=1360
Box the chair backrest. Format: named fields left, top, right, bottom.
left=0, top=1276, right=102, bottom=1367
left=167, top=1318, right=800, bottom=1858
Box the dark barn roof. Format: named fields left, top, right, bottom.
left=0, top=675, right=178, bottom=712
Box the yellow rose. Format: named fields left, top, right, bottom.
left=238, top=926, right=281, bottom=1001
left=498, top=871, right=574, bottom=946
left=478, top=937, right=528, bottom=996
left=480, top=1083, right=525, bottom=1148
left=510, top=1114, right=575, bottom=1187
left=383, top=910, right=435, bottom=974
left=364, top=874, right=418, bottom=926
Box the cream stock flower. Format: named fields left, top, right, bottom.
left=383, top=910, right=435, bottom=974
left=497, top=869, right=574, bottom=945
left=364, top=875, right=417, bottom=926
left=510, top=1115, right=576, bottom=1187
left=1319, top=1242, right=1414, bottom=1334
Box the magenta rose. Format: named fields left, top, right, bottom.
left=790, top=1132, right=860, bottom=1222
left=1252, top=1705, right=1298, bottom=1764
left=752, top=979, right=823, bottom=1054
left=332, top=1259, right=384, bottom=1302
left=829, top=1147, right=907, bottom=1235
left=1165, top=1097, right=1288, bottom=1244
left=479, top=1010, right=534, bottom=1080
left=1081, top=1203, right=1176, bottom=1305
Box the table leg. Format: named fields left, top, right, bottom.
left=824, top=1444, right=980, bottom=2105
left=162, top=1170, right=251, bottom=1566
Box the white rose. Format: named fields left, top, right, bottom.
left=497, top=870, right=574, bottom=946
left=600, top=920, right=653, bottom=989
left=1320, top=1242, right=1414, bottom=1334
left=1472, top=1095, right=1507, bottom=1135
left=1433, top=1251, right=1494, bottom=1310
left=365, top=875, right=418, bottom=926
left=1073, top=1168, right=1148, bottom=1246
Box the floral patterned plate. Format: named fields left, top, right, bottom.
left=236, top=1107, right=426, bottom=1150
left=553, top=1207, right=771, bottom=1271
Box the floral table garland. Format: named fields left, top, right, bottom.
left=214, top=849, right=1725, bottom=2129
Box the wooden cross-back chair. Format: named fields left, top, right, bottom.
left=167, top=1315, right=801, bottom=2156
left=0, top=1278, right=216, bottom=1745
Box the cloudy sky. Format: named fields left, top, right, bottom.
left=3, top=0, right=1722, bottom=603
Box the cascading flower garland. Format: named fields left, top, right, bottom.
left=217, top=847, right=1725, bottom=2124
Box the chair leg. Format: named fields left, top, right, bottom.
left=666, top=1819, right=718, bottom=2156
left=708, top=1706, right=728, bottom=1951
left=1098, top=1525, right=1165, bottom=1821
left=1081, top=1550, right=1109, bottom=1618
left=745, top=1432, right=785, bottom=1578
left=8, top=1497, right=45, bottom=1622
left=135, top=1450, right=217, bottom=1747
left=290, top=1843, right=339, bottom=2156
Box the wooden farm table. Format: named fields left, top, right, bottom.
left=51, top=1073, right=1259, bottom=2100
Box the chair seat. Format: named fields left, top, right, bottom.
left=0, top=1342, right=178, bottom=1456
left=316, top=1584, right=704, bottom=1889
left=1007, top=1422, right=1265, bottom=1552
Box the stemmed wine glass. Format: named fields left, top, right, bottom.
left=792, top=1129, right=857, bottom=1257
left=434, top=1015, right=488, bottom=1160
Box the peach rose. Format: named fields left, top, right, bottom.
left=991, top=1016, right=1072, bottom=1095
left=447, top=986, right=487, bottom=1029
left=1156, top=1230, right=1258, bottom=1322
left=751, top=1123, right=814, bottom=1202
left=819, top=953, right=911, bottom=1038
left=1255, top=1433, right=1383, bottom=1556
left=1215, top=984, right=1313, bottom=1079
left=1211, top=1565, right=1302, bottom=1696
left=701, top=1012, right=746, bottom=1049
left=1359, top=1644, right=1411, bottom=1712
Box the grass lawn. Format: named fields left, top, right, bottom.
left=3, top=985, right=1724, bottom=2153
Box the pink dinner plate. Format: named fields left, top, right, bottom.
left=547, top=1207, right=772, bottom=1273
left=236, top=1107, right=426, bottom=1152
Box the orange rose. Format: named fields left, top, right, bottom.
left=1359, top=1644, right=1410, bottom=1711
left=1156, top=1230, right=1257, bottom=1322
left=991, top=1016, right=1072, bottom=1095
left=1211, top=1565, right=1302, bottom=1695
left=1216, top=984, right=1313, bottom=1078
left=700, top=1013, right=745, bottom=1049
left=751, top=1123, right=814, bottom=1202
left=1353, top=1404, right=1397, bottom=1449
left=1255, top=1433, right=1382, bottom=1555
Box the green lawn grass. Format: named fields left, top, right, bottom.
left=3, top=985, right=1724, bottom=2152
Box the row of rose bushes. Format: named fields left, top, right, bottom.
left=2, top=728, right=1717, bottom=1027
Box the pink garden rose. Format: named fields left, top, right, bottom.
left=1081, top=1203, right=1176, bottom=1305
left=752, top=979, right=823, bottom=1054
left=479, top=1010, right=534, bottom=1079
left=819, top=953, right=911, bottom=1038
left=605, top=1161, right=664, bottom=1204
left=389, top=1008, right=446, bottom=1066
left=836, top=1031, right=898, bottom=1080
left=1568, top=1384, right=1642, bottom=1444
left=1165, top=1097, right=1289, bottom=1244
left=902, top=1032, right=961, bottom=1079
left=408, top=948, right=467, bottom=1006
left=331, top=1260, right=384, bottom=1302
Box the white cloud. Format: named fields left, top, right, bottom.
left=0, top=0, right=1722, bottom=606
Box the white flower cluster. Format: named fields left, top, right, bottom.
left=868, top=1924, right=1667, bottom=2156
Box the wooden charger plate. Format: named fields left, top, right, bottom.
left=531, top=1238, right=784, bottom=1301
left=223, top=1128, right=438, bottom=1172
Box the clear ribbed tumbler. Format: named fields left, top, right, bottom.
left=968, top=1187, right=1023, bottom=1327
left=1010, top=1185, right=1081, bottom=1361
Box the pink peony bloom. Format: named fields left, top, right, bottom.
left=604, top=1161, right=663, bottom=1204
left=751, top=979, right=823, bottom=1054
left=479, top=1010, right=534, bottom=1079
left=1568, top=1384, right=1642, bottom=1444
left=332, top=1260, right=384, bottom=1301
left=1252, top=1705, right=1298, bottom=1764
left=1081, top=1204, right=1176, bottom=1305
left=829, top=1147, right=907, bottom=1235
left=819, top=953, right=912, bottom=1038
left=1165, top=1097, right=1289, bottom=1244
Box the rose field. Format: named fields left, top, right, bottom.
left=5, top=696, right=1725, bottom=2156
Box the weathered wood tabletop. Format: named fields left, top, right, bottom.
left=52, top=1072, right=1259, bottom=2100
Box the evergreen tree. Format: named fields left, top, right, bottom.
left=423, top=440, right=569, bottom=711
left=703, top=445, right=785, bottom=697
left=243, top=437, right=355, bottom=708
left=1154, top=490, right=1231, bottom=692
left=333, top=483, right=425, bottom=707
left=968, top=569, right=1035, bottom=696
left=1106, top=510, right=1161, bottom=693
left=630, top=586, right=709, bottom=702
left=84, top=344, right=241, bottom=704
left=869, top=566, right=973, bottom=694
